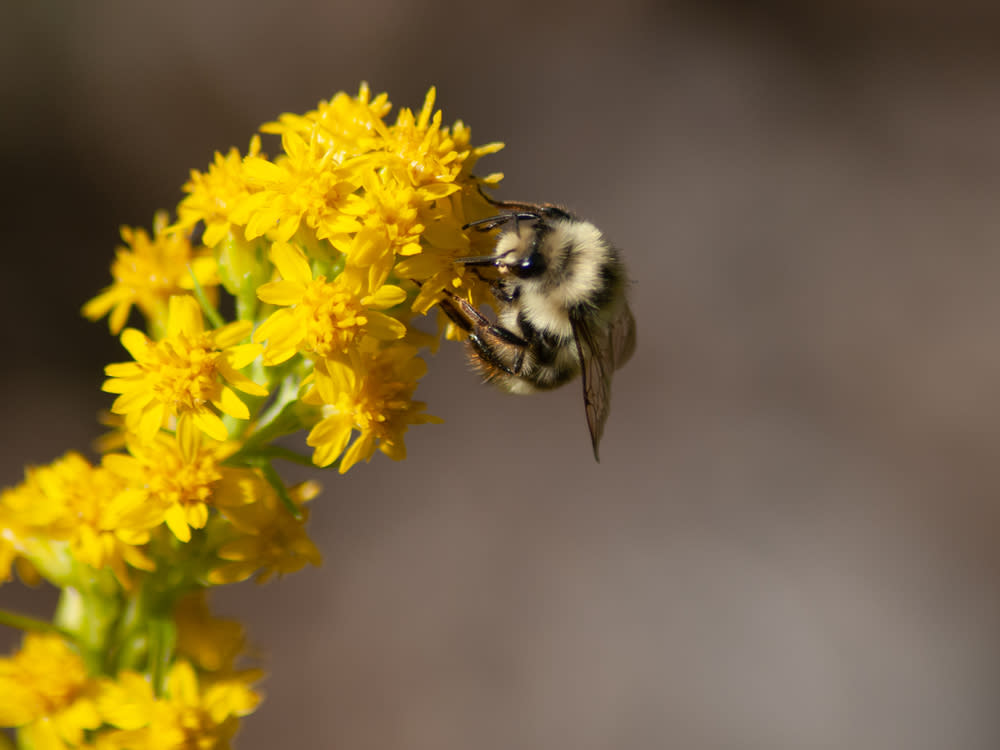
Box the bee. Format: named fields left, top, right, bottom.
left=438, top=198, right=636, bottom=460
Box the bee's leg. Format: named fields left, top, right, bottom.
left=490, top=279, right=518, bottom=304
left=436, top=293, right=478, bottom=334
left=468, top=331, right=527, bottom=377
left=438, top=293, right=528, bottom=376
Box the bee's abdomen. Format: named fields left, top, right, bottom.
left=466, top=328, right=579, bottom=394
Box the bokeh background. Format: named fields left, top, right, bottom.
left=4, top=1, right=1000, bottom=748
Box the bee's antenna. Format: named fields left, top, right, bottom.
left=462, top=213, right=539, bottom=232
left=473, top=183, right=572, bottom=220
left=462, top=215, right=509, bottom=230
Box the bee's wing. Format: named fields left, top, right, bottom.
left=572, top=316, right=613, bottom=462
left=572, top=304, right=637, bottom=462
left=611, top=303, right=637, bottom=370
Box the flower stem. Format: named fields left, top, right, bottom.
left=188, top=265, right=225, bottom=329
left=0, top=608, right=65, bottom=635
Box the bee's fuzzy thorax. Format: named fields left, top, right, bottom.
left=497, top=218, right=620, bottom=338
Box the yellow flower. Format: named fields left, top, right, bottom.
left=83, top=212, right=219, bottom=335
left=103, top=296, right=267, bottom=443
left=2, top=452, right=161, bottom=587
left=209, top=474, right=322, bottom=584
left=304, top=345, right=441, bottom=472
left=253, top=241, right=407, bottom=364
left=102, top=424, right=243, bottom=543
left=174, top=592, right=247, bottom=673
left=393, top=188, right=499, bottom=315
left=376, top=87, right=470, bottom=198
left=236, top=135, right=366, bottom=243
left=0, top=491, right=38, bottom=586
left=336, top=169, right=427, bottom=288
left=0, top=633, right=101, bottom=750
left=175, top=136, right=263, bottom=248
left=356, top=169, right=425, bottom=254
left=260, top=82, right=392, bottom=163
left=98, top=661, right=260, bottom=750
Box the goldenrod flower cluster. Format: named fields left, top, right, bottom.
left=0, top=84, right=503, bottom=749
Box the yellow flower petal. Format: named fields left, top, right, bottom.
left=257, top=280, right=306, bottom=306
left=363, top=284, right=407, bottom=309
left=110, top=387, right=157, bottom=413
left=216, top=360, right=268, bottom=396
left=339, top=432, right=375, bottom=474
left=364, top=311, right=407, bottom=340
left=104, top=362, right=143, bottom=379
left=224, top=342, right=263, bottom=370
left=315, top=358, right=356, bottom=402
left=177, top=413, right=200, bottom=462
left=165, top=504, right=193, bottom=542
left=269, top=241, right=313, bottom=285
left=192, top=409, right=229, bottom=442
left=212, top=320, right=254, bottom=349
left=307, top=414, right=353, bottom=467
left=133, top=401, right=166, bottom=442
left=119, top=329, right=151, bottom=360
left=214, top=387, right=250, bottom=420
left=165, top=661, right=199, bottom=703
left=166, top=295, right=204, bottom=337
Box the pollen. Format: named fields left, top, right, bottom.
left=352, top=364, right=410, bottom=436
left=146, top=335, right=221, bottom=410
left=300, top=277, right=368, bottom=358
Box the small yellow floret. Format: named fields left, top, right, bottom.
left=83, top=212, right=218, bottom=336
left=98, top=660, right=260, bottom=749
left=0, top=633, right=101, bottom=748
left=304, top=345, right=441, bottom=472
left=103, top=296, right=267, bottom=443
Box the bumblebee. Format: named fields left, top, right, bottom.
left=439, top=199, right=636, bottom=460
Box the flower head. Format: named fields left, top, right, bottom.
left=194, top=85, right=504, bottom=316
left=0, top=490, right=39, bottom=586
left=83, top=212, right=219, bottom=336
left=98, top=661, right=260, bottom=750
left=260, top=83, right=392, bottom=162
left=209, top=474, right=322, bottom=584
left=0, top=633, right=102, bottom=750
left=254, top=241, right=407, bottom=364
left=102, top=423, right=244, bottom=543
left=305, top=345, right=441, bottom=472
left=175, top=136, right=263, bottom=248
left=174, top=592, right=248, bottom=673
left=2, top=452, right=162, bottom=586
left=103, top=295, right=267, bottom=443
left=236, top=134, right=366, bottom=243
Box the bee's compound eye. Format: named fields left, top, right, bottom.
left=507, top=252, right=546, bottom=279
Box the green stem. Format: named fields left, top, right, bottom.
left=188, top=265, right=225, bottom=329
left=230, top=383, right=307, bottom=462
left=257, top=460, right=302, bottom=519
left=236, top=283, right=259, bottom=326
left=0, top=608, right=65, bottom=635
left=248, top=444, right=316, bottom=467
left=148, top=611, right=177, bottom=694
left=54, top=579, right=124, bottom=674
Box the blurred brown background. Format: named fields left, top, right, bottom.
left=4, top=1, right=1000, bottom=748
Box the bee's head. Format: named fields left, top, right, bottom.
left=460, top=208, right=574, bottom=282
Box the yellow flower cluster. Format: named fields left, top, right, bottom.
left=0, top=632, right=258, bottom=750
left=1, top=84, right=504, bottom=749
